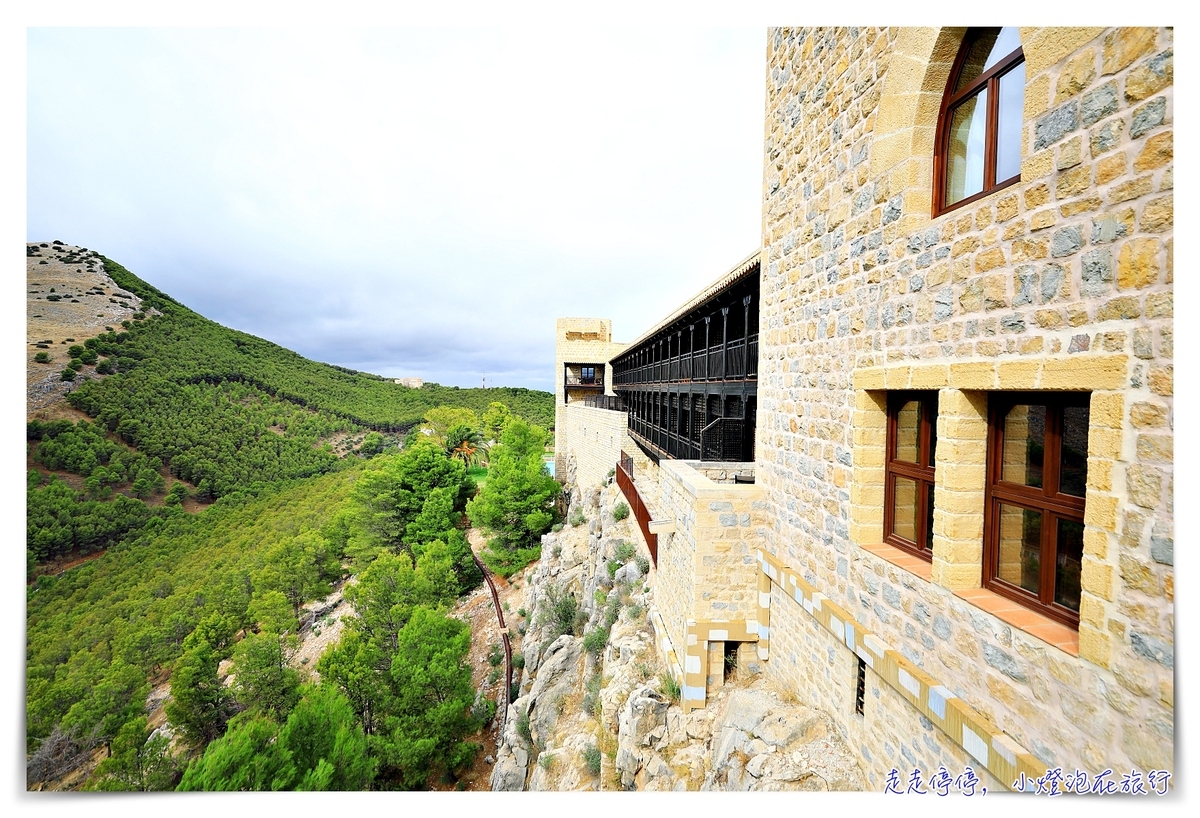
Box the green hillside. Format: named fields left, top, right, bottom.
left=57, top=256, right=551, bottom=498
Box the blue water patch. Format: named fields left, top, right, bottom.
left=543, top=459, right=555, bottom=477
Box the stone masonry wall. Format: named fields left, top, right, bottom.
left=554, top=317, right=626, bottom=476
left=653, top=460, right=766, bottom=695
left=758, top=26, right=1173, bottom=780
left=561, top=403, right=634, bottom=491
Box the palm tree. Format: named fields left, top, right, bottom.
left=445, top=424, right=487, bottom=470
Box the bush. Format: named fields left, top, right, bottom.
left=480, top=544, right=541, bottom=579
left=551, top=523, right=563, bottom=533
left=516, top=711, right=532, bottom=746
left=512, top=652, right=525, bottom=669
left=34, top=352, right=51, bottom=364
left=659, top=671, right=681, bottom=703
left=582, top=673, right=603, bottom=720
left=541, top=583, right=580, bottom=638
left=635, top=555, right=650, bottom=576
left=612, top=502, right=630, bottom=521
left=59, top=369, right=76, bottom=381
left=582, top=744, right=602, bottom=776
left=568, top=508, right=586, bottom=527
left=67, top=345, right=85, bottom=358
left=488, top=642, right=503, bottom=668
left=614, top=541, right=635, bottom=562
left=583, top=627, right=609, bottom=657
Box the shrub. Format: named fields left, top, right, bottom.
left=625, top=603, right=644, bottom=621
left=95, top=360, right=114, bottom=375
left=488, top=642, right=503, bottom=667
left=635, top=555, right=650, bottom=576
left=612, top=502, right=630, bottom=521
left=68, top=358, right=83, bottom=371
left=538, top=752, right=556, bottom=771
left=67, top=345, right=85, bottom=358
left=568, top=508, right=586, bottom=527
left=516, top=711, right=532, bottom=746
left=582, top=673, right=603, bottom=720
left=481, top=544, right=541, bottom=579
left=583, top=627, right=609, bottom=657
left=583, top=744, right=602, bottom=776
left=59, top=369, right=76, bottom=381
left=659, top=671, right=681, bottom=703
left=541, top=582, right=579, bottom=638
left=614, top=541, right=635, bottom=561
left=551, top=523, right=563, bottom=533
left=34, top=352, right=50, bottom=364
left=512, top=652, right=525, bottom=669
left=606, top=560, right=620, bottom=579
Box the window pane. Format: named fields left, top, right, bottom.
left=1054, top=518, right=1084, bottom=612
left=928, top=400, right=938, bottom=467
left=996, top=503, right=1041, bottom=595
left=945, top=90, right=987, bottom=206
left=995, top=61, right=1025, bottom=183
left=1002, top=403, right=1046, bottom=488
left=956, top=27, right=1022, bottom=91
left=925, top=482, right=935, bottom=553
left=892, top=475, right=919, bottom=543
left=894, top=400, right=920, bottom=463
left=1060, top=404, right=1090, bottom=497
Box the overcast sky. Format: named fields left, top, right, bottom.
left=27, top=26, right=766, bottom=391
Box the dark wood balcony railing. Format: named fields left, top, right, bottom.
left=612, top=333, right=759, bottom=387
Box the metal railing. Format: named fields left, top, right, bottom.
left=616, top=455, right=657, bottom=566
left=581, top=394, right=626, bottom=411
left=612, top=333, right=759, bottom=386
left=699, top=416, right=745, bottom=461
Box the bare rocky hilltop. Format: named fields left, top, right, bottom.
left=26, top=241, right=150, bottom=420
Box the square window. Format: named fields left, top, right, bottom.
left=984, top=392, right=1089, bottom=627
left=885, top=391, right=938, bottom=560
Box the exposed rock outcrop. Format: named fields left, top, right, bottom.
left=490, top=474, right=865, bottom=792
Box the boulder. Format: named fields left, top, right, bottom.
left=753, top=707, right=826, bottom=747
left=614, top=560, right=642, bottom=585
left=721, top=688, right=775, bottom=732
left=527, top=636, right=583, bottom=748
left=489, top=745, right=527, bottom=791
left=636, top=751, right=678, bottom=791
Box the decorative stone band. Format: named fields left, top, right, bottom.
left=756, top=548, right=1044, bottom=791
left=680, top=618, right=761, bottom=713
left=648, top=606, right=685, bottom=693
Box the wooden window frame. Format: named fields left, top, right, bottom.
left=983, top=392, right=1090, bottom=629
left=933, top=29, right=1025, bottom=217
left=884, top=391, right=937, bottom=562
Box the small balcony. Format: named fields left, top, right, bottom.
left=564, top=363, right=606, bottom=401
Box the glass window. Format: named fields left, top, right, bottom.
left=885, top=392, right=938, bottom=561
left=985, top=392, right=1091, bottom=628
left=937, top=28, right=1025, bottom=213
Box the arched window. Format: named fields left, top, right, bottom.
left=934, top=27, right=1025, bottom=215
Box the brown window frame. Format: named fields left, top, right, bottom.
left=884, top=391, right=937, bottom=562
left=983, top=392, right=1090, bottom=629
left=933, top=29, right=1025, bottom=217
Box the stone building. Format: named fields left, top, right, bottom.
left=554, top=27, right=1172, bottom=792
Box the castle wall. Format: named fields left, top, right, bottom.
left=757, top=26, right=1173, bottom=778
left=553, top=317, right=626, bottom=475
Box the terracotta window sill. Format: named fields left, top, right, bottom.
left=858, top=542, right=933, bottom=581
left=953, top=588, right=1079, bottom=655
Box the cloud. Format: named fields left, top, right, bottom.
left=28, top=27, right=764, bottom=389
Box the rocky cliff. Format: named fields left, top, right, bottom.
left=489, top=466, right=866, bottom=791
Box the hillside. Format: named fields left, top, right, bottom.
left=24, top=244, right=561, bottom=791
